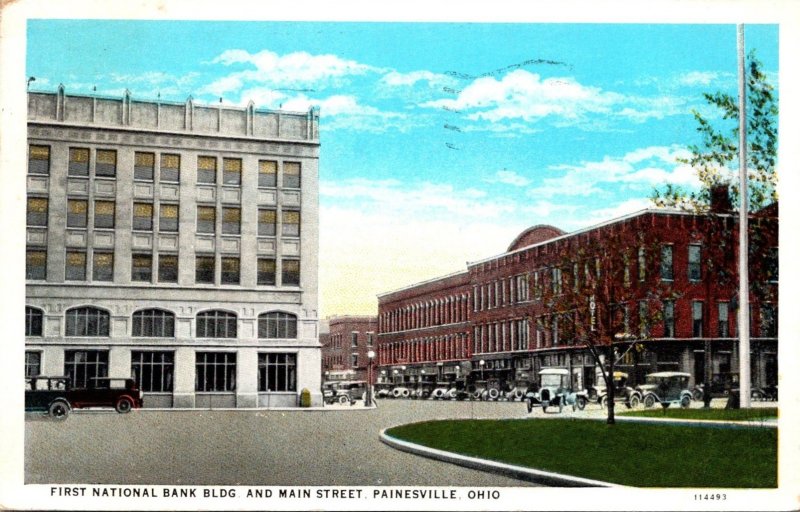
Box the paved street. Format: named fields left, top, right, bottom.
left=25, top=399, right=539, bottom=486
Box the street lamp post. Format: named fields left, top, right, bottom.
left=479, top=359, right=485, bottom=381
left=366, top=350, right=375, bottom=407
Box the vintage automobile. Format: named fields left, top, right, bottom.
left=525, top=369, right=588, bottom=413
left=638, top=371, right=693, bottom=408
left=25, top=376, right=72, bottom=419
left=26, top=376, right=144, bottom=417
left=413, top=382, right=434, bottom=399
left=374, top=382, right=393, bottom=399
left=323, top=380, right=368, bottom=405
left=391, top=385, right=411, bottom=399
left=590, top=371, right=643, bottom=409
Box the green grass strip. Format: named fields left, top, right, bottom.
left=620, top=407, right=777, bottom=421
left=386, top=418, right=776, bottom=488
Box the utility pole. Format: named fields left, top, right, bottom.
left=737, top=24, right=751, bottom=408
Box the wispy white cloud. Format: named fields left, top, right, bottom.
left=379, top=70, right=457, bottom=88
left=677, top=71, right=719, bottom=87
left=485, top=169, right=531, bottom=187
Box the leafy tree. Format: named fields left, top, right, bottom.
left=651, top=51, right=777, bottom=211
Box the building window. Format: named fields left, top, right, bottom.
left=221, top=257, right=240, bottom=284
left=65, top=307, right=110, bottom=337
left=131, top=254, right=152, bottom=282
left=27, top=197, right=48, bottom=227
left=67, top=199, right=88, bottom=228
left=28, top=145, right=50, bottom=175
left=551, top=268, right=562, bottom=295
left=197, top=206, right=215, bottom=234
left=282, top=259, right=300, bottom=286
left=94, top=200, right=115, bottom=229
left=660, top=245, right=673, bottom=281
left=533, top=271, right=541, bottom=298
left=718, top=302, right=730, bottom=337
left=351, top=332, right=358, bottom=347
left=96, top=149, right=117, bottom=177
left=197, top=310, right=237, bottom=338
left=132, top=351, right=174, bottom=392
left=623, top=253, right=631, bottom=288
left=196, top=256, right=215, bottom=284
left=283, top=162, right=301, bottom=188
left=133, top=203, right=153, bottom=231
left=258, top=209, right=276, bottom=236
left=25, top=306, right=43, bottom=336
left=159, top=204, right=179, bottom=232
left=92, top=252, right=114, bottom=281
left=257, top=258, right=276, bottom=285
left=688, top=244, right=702, bottom=282
left=351, top=353, right=359, bottom=367
left=25, top=351, right=41, bottom=377
left=26, top=249, right=46, bottom=280
left=258, top=353, right=296, bottom=392
left=282, top=210, right=300, bottom=237
left=161, top=154, right=180, bottom=183
left=367, top=332, right=374, bottom=346
left=195, top=352, right=236, bottom=392
left=64, top=350, right=109, bottom=389
left=258, top=312, right=298, bottom=339
left=65, top=251, right=87, bottom=281
left=692, top=301, right=703, bottom=337
left=638, top=300, right=648, bottom=337
left=638, top=247, right=646, bottom=282
left=663, top=300, right=675, bottom=338
left=515, top=274, right=529, bottom=301
left=222, top=207, right=241, bottom=235
left=68, top=148, right=90, bottom=177
left=765, top=247, right=778, bottom=283
left=222, top=158, right=242, bottom=185
left=158, top=254, right=178, bottom=283
left=132, top=309, right=175, bottom=337
left=197, top=156, right=217, bottom=184
left=134, top=152, right=155, bottom=181
left=259, top=160, right=277, bottom=187
left=760, top=305, right=777, bottom=337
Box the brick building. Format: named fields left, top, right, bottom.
left=25, top=86, right=323, bottom=407
left=321, top=316, right=378, bottom=382
left=377, top=201, right=778, bottom=393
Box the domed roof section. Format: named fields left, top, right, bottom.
left=507, top=224, right=565, bottom=251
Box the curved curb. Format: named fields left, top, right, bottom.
left=379, top=428, right=626, bottom=488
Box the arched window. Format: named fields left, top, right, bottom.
left=25, top=306, right=43, bottom=337
left=196, top=310, right=237, bottom=338
left=132, top=309, right=175, bottom=337
left=258, top=312, right=297, bottom=339
left=65, top=306, right=110, bottom=337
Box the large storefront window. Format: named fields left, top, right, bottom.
left=195, top=352, right=236, bottom=391
left=258, top=353, right=296, bottom=392
left=132, top=351, right=174, bottom=392
left=64, top=350, right=108, bottom=388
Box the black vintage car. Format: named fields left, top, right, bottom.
left=25, top=376, right=144, bottom=419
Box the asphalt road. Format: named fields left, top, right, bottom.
left=25, top=399, right=540, bottom=486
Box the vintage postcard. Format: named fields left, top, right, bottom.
left=1, top=0, right=798, bottom=510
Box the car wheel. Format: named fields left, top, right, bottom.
left=680, top=395, right=691, bottom=408
left=115, top=397, right=133, bottom=414
left=48, top=400, right=70, bottom=420
left=576, top=396, right=587, bottom=411
left=629, top=395, right=641, bottom=408
left=338, top=395, right=349, bottom=405
left=526, top=399, right=533, bottom=413
left=600, top=396, right=608, bottom=409
left=643, top=394, right=656, bottom=408
left=693, top=389, right=704, bottom=401
left=751, top=390, right=764, bottom=401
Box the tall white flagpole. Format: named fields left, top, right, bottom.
left=737, top=24, right=751, bottom=408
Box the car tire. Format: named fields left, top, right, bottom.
left=526, top=400, right=533, bottom=413
left=628, top=395, right=641, bottom=408
left=115, top=397, right=133, bottom=413
left=680, top=395, right=691, bottom=408
left=751, top=390, right=764, bottom=401
left=644, top=394, right=656, bottom=408
left=600, top=396, right=608, bottom=409
left=338, top=395, right=349, bottom=405
left=48, top=400, right=70, bottom=420
left=488, top=388, right=499, bottom=401
left=693, top=389, right=704, bottom=401
left=576, top=396, right=587, bottom=411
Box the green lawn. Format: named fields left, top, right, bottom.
left=386, top=419, right=776, bottom=487
left=621, top=407, right=778, bottom=421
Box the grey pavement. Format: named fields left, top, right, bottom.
left=25, top=399, right=538, bottom=486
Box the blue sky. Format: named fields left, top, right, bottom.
left=27, top=21, right=779, bottom=316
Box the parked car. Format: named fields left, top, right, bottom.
left=638, top=372, right=693, bottom=408
left=25, top=376, right=72, bottom=419
left=391, top=385, right=411, bottom=399
left=374, top=382, right=393, bottom=399
left=70, top=377, right=143, bottom=413
left=323, top=380, right=367, bottom=405
left=590, top=371, right=643, bottom=409
left=525, top=369, right=588, bottom=413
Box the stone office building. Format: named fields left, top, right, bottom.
left=25, top=86, right=322, bottom=407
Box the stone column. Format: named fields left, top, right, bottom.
left=173, top=346, right=196, bottom=408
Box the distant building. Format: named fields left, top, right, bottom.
left=377, top=199, right=778, bottom=393
left=321, top=316, right=377, bottom=382
left=25, top=86, right=323, bottom=407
